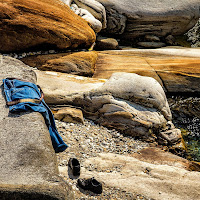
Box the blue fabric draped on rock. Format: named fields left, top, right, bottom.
left=3, top=78, right=68, bottom=153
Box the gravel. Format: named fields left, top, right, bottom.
left=55, top=119, right=150, bottom=200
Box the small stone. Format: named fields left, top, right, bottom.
left=145, top=35, right=160, bottom=42
left=137, top=42, right=166, bottom=48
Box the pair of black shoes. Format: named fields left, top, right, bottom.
left=68, top=158, right=102, bottom=194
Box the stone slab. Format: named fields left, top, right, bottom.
left=0, top=56, right=73, bottom=199
left=93, top=48, right=200, bottom=94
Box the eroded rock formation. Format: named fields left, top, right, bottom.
left=96, top=0, right=200, bottom=43
left=36, top=70, right=181, bottom=145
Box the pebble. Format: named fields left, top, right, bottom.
left=56, top=119, right=149, bottom=200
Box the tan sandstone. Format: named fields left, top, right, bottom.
left=22, top=51, right=98, bottom=76
left=93, top=48, right=200, bottom=93
left=62, top=152, right=200, bottom=200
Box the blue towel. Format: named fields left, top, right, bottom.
left=3, top=78, right=68, bottom=153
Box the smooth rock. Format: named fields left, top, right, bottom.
left=95, top=37, right=119, bottom=50
left=35, top=70, right=106, bottom=104
left=53, top=107, right=84, bottom=124
left=0, top=56, right=74, bottom=199
left=37, top=70, right=181, bottom=145
left=0, top=0, right=95, bottom=52
left=145, top=35, right=160, bottom=42
left=96, top=0, right=200, bottom=41
left=131, top=147, right=200, bottom=171
left=70, top=153, right=200, bottom=200
left=137, top=42, right=166, bottom=48
left=70, top=3, right=102, bottom=33
left=61, top=0, right=107, bottom=33
left=73, top=0, right=107, bottom=29
left=93, top=48, right=200, bottom=93
left=22, top=51, right=98, bottom=76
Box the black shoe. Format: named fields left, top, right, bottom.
left=68, top=158, right=80, bottom=176
left=78, top=177, right=102, bottom=194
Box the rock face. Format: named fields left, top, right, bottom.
left=96, top=0, right=200, bottom=42
left=22, top=51, right=98, bottom=76
left=62, top=152, right=200, bottom=200
left=37, top=70, right=181, bottom=145
left=93, top=48, right=200, bottom=93
left=0, top=0, right=95, bottom=52
left=0, top=56, right=74, bottom=199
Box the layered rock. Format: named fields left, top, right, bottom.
left=96, top=0, right=200, bottom=42
left=36, top=70, right=181, bottom=145
left=22, top=51, right=98, bottom=76
left=59, top=152, right=200, bottom=200
left=93, top=48, right=200, bottom=93
left=0, top=0, right=95, bottom=52
left=0, top=56, right=73, bottom=199
left=52, top=106, right=84, bottom=124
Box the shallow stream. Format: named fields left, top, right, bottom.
left=168, top=96, right=200, bottom=162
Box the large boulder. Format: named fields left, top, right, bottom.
left=0, top=56, right=74, bottom=199
left=36, top=70, right=181, bottom=145
left=0, top=0, right=95, bottom=52
left=96, top=0, right=200, bottom=42
left=93, top=48, right=200, bottom=93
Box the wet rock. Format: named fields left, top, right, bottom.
left=22, top=51, right=98, bottom=76
left=0, top=0, right=95, bottom=52
left=165, top=35, right=176, bottom=45
left=169, top=96, right=200, bottom=119
left=0, top=56, right=74, bottom=199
